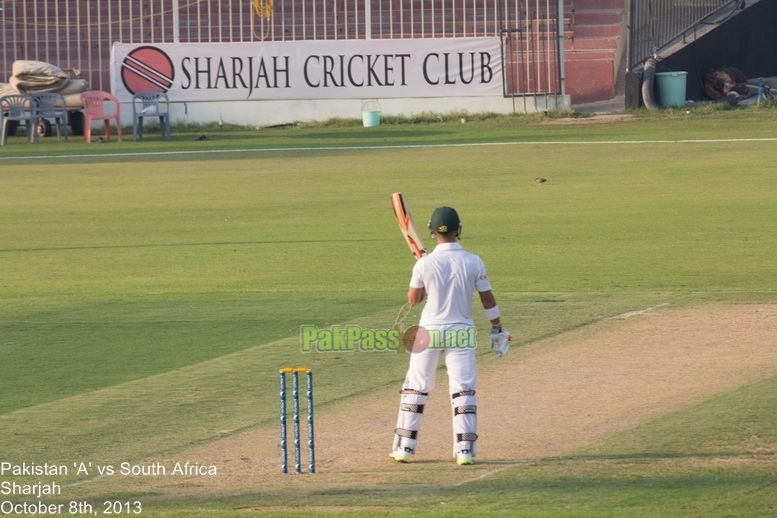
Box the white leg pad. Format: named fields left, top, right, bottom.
left=451, top=391, right=478, bottom=457
left=393, top=389, right=428, bottom=455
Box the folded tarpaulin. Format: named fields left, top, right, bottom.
left=9, top=60, right=69, bottom=94
left=0, top=79, right=90, bottom=109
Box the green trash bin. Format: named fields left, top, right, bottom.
left=655, top=71, right=688, bottom=108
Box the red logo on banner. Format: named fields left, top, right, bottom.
left=121, top=46, right=175, bottom=94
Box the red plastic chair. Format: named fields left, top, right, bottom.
left=79, top=91, right=122, bottom=143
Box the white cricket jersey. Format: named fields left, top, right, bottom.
left=409, top=242, right=492, bottom=328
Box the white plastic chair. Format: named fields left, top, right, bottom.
left=132, top=91, right=171, bottom=141
left=31, top=92, right=68, bottom=142
left=0, top=94, right=38, bottom=145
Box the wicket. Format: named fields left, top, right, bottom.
left=279, top=368, right=315, bottom=474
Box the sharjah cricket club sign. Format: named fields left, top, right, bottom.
left=110, top=38, right=502, bottom=102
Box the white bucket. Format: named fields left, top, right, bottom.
left=362, top=100, right=381, bottom=127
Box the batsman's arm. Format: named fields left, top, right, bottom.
left=408, top=287, right=425, bottom=307
left=478, top=290, right=500, bottom=326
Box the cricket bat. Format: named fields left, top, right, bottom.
left=391, top=192, right=427, bottom=260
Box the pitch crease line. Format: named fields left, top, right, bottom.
left=2, top=138, right=776, bottom=161
left=453, top=461, right=534, bottom=486
left=609, top=302, right=669, bottom=320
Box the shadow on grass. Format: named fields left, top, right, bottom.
left=0, top=237, right=394, bottom=254
left=287, top=129, right=454, bottom=140
left=558, top=451, right=777, bottom=462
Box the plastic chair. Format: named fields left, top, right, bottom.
left=79, top=90, right=122, bottom=143
left=0, top=94, right=37, bottom=145
left=31, top=92, right=68, bottom=142
left=132, top=91, right=171, bottom=141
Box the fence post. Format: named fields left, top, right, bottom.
left=365, top=0, right=372, bottom=39
left=173, top=0, right=180, bottom=43
left=557, top=0, right=566, bottom=96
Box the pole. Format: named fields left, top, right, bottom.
left=625, top=0, right=632, bottom=72
left=557, top=0, right=566, bottom=96
left=365, top=0, right=372, bottom=40
left=172, top=0, right=180, bottom=43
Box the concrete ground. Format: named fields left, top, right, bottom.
left=572, top=94, right=626, bottom=113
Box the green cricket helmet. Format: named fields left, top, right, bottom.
left=428, top=206, right=462, bottom=235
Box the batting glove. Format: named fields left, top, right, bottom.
left=490, top=325, right=511, bottom=358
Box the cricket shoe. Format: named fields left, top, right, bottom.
left=389, top=448, right=412, bottom=463
left=456, top=450, right=474, bottom=466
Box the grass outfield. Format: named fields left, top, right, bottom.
left=1, top=107, right=777, bottom=516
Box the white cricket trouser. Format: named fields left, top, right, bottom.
left=393, top=339, right=478, bottom=457
left=403, top=345, right=476, bottom=393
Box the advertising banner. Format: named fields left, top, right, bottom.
left=111, top=38, right=502, bottom=102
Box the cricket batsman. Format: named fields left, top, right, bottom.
left=390, top=206, right=510, bottom=466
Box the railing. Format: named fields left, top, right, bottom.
left=1, top=0, right=561, bottom=97
left=499, top=0, right=563, bottom=96
left=628, top=0, right=735, bottom=69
